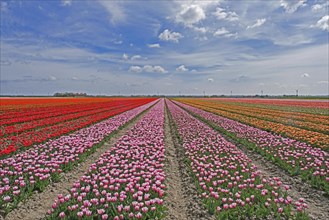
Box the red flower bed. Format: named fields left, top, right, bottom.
left=0, top=98, right=156, bottom=156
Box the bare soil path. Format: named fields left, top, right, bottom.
left=163, top=104, right=215, bottom=220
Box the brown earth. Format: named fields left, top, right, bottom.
left=163, top=104, right=215, bottom=220
left=163, top=106, right=188, bottom=220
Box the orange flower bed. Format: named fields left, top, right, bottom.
left=206, top=98, right=329, bottom=109
left=202, top=100, right=329, bottom=133
left=176, top=98, right=329, bottom=149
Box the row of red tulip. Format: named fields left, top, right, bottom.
left=0, top=99, right=156, bottom=157
left=0, top=102, right=142, bottom=136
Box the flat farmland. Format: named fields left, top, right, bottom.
left=0, top=97, right=328, bottom=220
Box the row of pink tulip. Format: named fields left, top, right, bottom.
left=166, top=100, right=308, bottom=219
left=46, top=99, right=166, bottom=219
left=0, top=100, right=157, bottom=214
left=173, top=100, right=329, bottom=194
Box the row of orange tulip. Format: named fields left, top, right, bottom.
left=205, top=99, right=329, bottom=126
left=177, top=99, right=329, bottom=150
left=201, top=100, right=329, bottom=134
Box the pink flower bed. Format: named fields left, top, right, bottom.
left=173, top=100, right=329, bottom=193
left=167, top=100, right=308, bottom=219
left=47, top=99, right=165, bottom=219
left=0, top=100, right=157, bottom=213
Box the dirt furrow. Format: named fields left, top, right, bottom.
left=4, top=107, right=152, bottom=220
left=163, top=106, right=188, bottom=220
left=164, top=104, right=215, bottom=220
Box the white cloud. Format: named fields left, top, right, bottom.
left=176, top=65, right=189, bottom=72
left=98, top=1, right=126, bottom=23
left=280, top=0, right=307, bottom=13
left=131, top=55, right=142, bottom=60
left=129, top=66, right=142, bottom=73
left=129, top=65, right=167, bottom=74
left=214, top=28, right=230, bottom=36
left=301, top=73, right=310, bottom=77
left=208, top=78, right=214, bottom=82
left=159, top=29, right=184, bottom=43
left=122, top=53, right=129, bottom=60
left=49, top=76, right=57, bottom=81
left=61, top=0, right=72, bottom=6
left=193, top=26, right=207, bottom=33
left=314, top=15, right=329, bottom=31
left=113, top=40, right=123, bottom=45
left=247, top=18, right=267, bottom=29
left=181, top=0, right=220, bottom=8
left=143, top=65, right=167, bottom=73
left=147, top=43, right=160, bottom=48
left=311, top=2, right=329, bottom=12
left=213, top=27, right=237, bottom=38
left=272, top=34, right=313, bottom=46
left=213, top=7, right=239, bottom=22
left=143, top=65, right=155, bottom=73
left=317, top=81, right=329, bottom=84
left=312, top=4, right=322, bottom=11
left=176, top=4, right=206, bottom=26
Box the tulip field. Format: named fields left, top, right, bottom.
left=172, top=100, right=329, bottom=193
left=174, top=98, right=329, bottom=149
left=0, top=98, right=156, bottom=157
left=0, top=97, right=328, bottom=219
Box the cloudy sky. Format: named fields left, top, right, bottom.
left=1, top=0, right=328, bottom=96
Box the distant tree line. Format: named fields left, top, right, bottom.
left=53, top=92, right=88, bottom=97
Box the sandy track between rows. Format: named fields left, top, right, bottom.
left=163, top=103, right=215, bottom=220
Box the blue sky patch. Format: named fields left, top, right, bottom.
left=0, top=0, right=328, bottom=96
